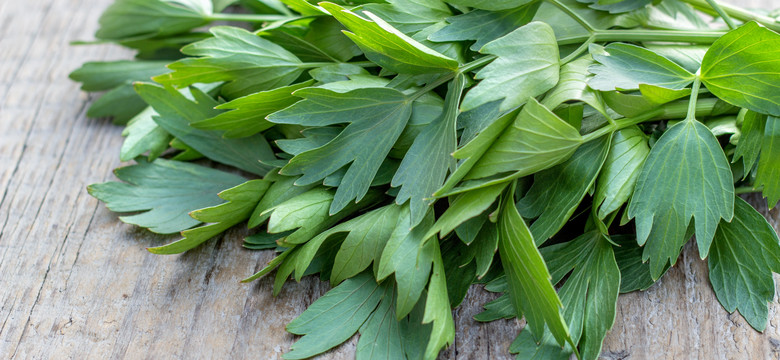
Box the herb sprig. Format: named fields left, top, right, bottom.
left=72, top=0, right=780, bottom=358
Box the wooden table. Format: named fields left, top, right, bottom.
left=1, top=0, right=778, bottom=358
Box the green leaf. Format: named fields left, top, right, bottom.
left=321, top=2, right=458, bottom=74
left=446, top=0, right=535, bottom=11
left=756, top=116, right=780, bottom=207
left=392, top=74, right=465, bottom=226
left=514, top=232, right=620, bottom=360
left=95, top=0, right=210, bottom=41
left=153, top=26, right=304, bottom=98
left=542, top=56, right=607, bottom=115
left=428, top=2, right=540, bottom=51
left=148, top=179, right=270, bottom=254
left=709, top=197, right=780, bottom=331
left=87, top=158, right=246, bottom=234
left=466, top=98, right=583, bottom=181
left=120, top=107, right=171, bottom=162
left=517, top=135, right=612, bottom=243
left=612, top=235, right=662, bottom=293
left=497, top=189, right=572, bottom=347
left=594, top=127, right=650, bottom=219
left=268, top=87, right=413, bottom=214
left=355, top=284, right=407, bottom=360
left=461, top=21, right=560, bottom=112
left=69, top=60, right=169, bottom=91
left=377, top=207, right=435, bottom=319
left=134, top=82, right=276, bottom=176
left=362, top=0, right=452, bottom=36
left=733, top=109, right=767, bottom=173
left=330, top=203, right=401, bottom=284
left=700, top=22, right=780, bottom=117
left=248, top=172, right=316, bottom=228
left=262, top=17, right=361, bottom=62
left=425, top=183, right=506, bottom=240
left=588, top=43, right=695, bottom=92
left=580, top=0, right=651, bottom=13
left=284, top=272, right=385, bottom=359
left=289, top=203, right=396, bottom=280
left=69, top=60, right=169, bottom=123
left=421, top=240, right=455, bottom=359
left=628, top=119, right=734, bottom=278
left=191, top=80, right=314, bottom=138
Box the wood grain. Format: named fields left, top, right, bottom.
left=0, top=0, right=778, bottom=359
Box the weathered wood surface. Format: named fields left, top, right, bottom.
left=0, top=0, right=778, bottom=359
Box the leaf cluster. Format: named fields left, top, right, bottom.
left=73, top=0, right=780, bottom=359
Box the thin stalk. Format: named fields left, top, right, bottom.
left=704, top=0, right=738, bottom=29
left=736, top=186, right=763, bottom=195
left=299, top=61, right=377, bottom=69
left=685, top=75, right=703, bottom=121
left=560, top=36, right=595, bottom=65
left=680, top=0, right=780, bottom=32
left=206, top=13, right=295, bottom=23
left=546, top=0, right=595, bottom=32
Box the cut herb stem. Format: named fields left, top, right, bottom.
left=680, top=0, right=780, bottom=32
left=206, top=13, right=295, bottom=23
left=736, top=186, right=764, bottom=195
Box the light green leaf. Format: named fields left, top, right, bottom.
left=588, top=43, right=695, bottom=92
left=377, top=207, right=435, bottom=319
left=514, top=231, right=620, bottom=360
left=428, top=2, right=540, bottom=51
left=733, top=109, right=767, bottom=173
left=356, top=285, right=407, bottom=360
left=700, top=22, right=780, bottom=117
left=291, top=203, right=398, bottom=280
left=87, top=158, right=245, bottom=234
left=69, top=60, right=169, bottom=123
left=446, top=0, right=535, bottom=11
left=542, top=56, right=607, bottom=115
left=497, top=190, right=572, bottom=347
left=269, top=87, right=413, bottom=214
left=330, top=203, right=401, bottom=284
left=756, top=116, right=780, bottom=207
left=262, top=17, right=361, bottom=62
left=321, top=2, right=458, bottom=74
left=466, top=98, right=583, bottom=181
left=461, top=21, right=560, bottom=112
left=120, top=107, right=171, bottom=162
left=148, top=179, right=269, bottom=254
left=248, top=172, right=316, bottom=228
left=594, top=127, right=650, bottom=219
left=628, top=120, right=734, bottom=278
left=421, top=240, right=455, bottom=359
left=709, top=197, right=780, bottom=331
left=393, top=74, right=465, bottom=226
left=425, top=183, right=506, bottom=241
left=518, top=135, right=611, bottom=243
left=362, top=0, right=452, bottom=36
left=284, top=272, right=385, bottom=359
left=135, top=82, right=276, bottom=176
left=95, top=0, right=210, bottom=40
left=153, top=26, right=304, bottom=98
left=191, top=81, right=314, bottom=138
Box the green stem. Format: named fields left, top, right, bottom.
left=704, top=0, right=738, bottom=29
left=581, top=97, right=731, bottom=142
left=546, top=0, right=595, bottom=32
left=206, top=13, right=295, bottom=23
left=459, top=56, right=497, bottom=73
left=300, top=61, right=377, bottom=69
left=685, top=75, right=702, bottom=122
left=680, top=0, right=780, bottom=32
left=560, top=36, right=595, bottom=65
left=736, top=186, right=763, bottom=195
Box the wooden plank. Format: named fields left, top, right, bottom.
left=0, top=0, right=778, bottom=359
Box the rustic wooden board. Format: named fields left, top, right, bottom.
left=0, top=0, right=778, bottom=359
